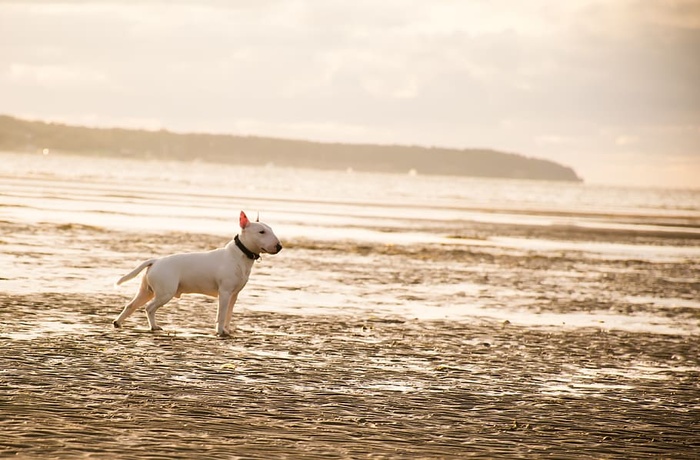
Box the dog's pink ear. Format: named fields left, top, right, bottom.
left=239, top=211, right=250, bottom=229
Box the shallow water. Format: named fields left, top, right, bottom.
left=1, top=151, right=699, bottom=457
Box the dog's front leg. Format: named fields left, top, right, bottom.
left=223, top=292, right=238, bottom=336
left=216, top=290, right=236, bottom=337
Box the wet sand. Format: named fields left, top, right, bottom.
left=1, top=219, right=699, bottom=458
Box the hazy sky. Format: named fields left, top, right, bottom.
left=1, top=0, right=699, bottom=188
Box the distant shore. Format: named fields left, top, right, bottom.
left=0, top=114, right=582, bottom=182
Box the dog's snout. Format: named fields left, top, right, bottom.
left=275, top=243, right=283, bottom=253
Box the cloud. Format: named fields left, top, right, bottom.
left=615, top=136, right=639, bottom=146
left=634, top=0, right=700, bottom=30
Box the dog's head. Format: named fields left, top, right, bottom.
left=239, top=211, right=283, bottom=255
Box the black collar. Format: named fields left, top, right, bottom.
left=234, top=235, right=260, bottom=260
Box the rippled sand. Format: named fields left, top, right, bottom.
left=1, top=219, right=699, bottom=458
left=2, top=295, right=699, bottom=458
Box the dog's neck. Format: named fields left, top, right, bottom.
left=234, top=234, right=260, bottom=260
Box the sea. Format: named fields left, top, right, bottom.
left=1, top=150, right=699, bottom=335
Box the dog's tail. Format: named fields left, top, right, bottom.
left=115, top=259, right=157, bottom=287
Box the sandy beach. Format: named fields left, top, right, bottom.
left=2, top=216, right=699, bottom=458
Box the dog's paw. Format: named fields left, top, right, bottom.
left=216, top=331, right=231, bottom=338
left=150, top=326, right=164, bottom=332
left=112, top=321, right=121, bottom=329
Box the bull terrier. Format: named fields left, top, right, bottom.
left=113, top=211, right=282, bottom=336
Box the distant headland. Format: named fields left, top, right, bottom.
left=0, top=115, right=582, bottom=182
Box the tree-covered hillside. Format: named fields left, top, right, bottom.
left=0, top=115, right=582, bottom=182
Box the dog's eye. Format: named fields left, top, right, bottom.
left=259, top=230, right=266, bottom=234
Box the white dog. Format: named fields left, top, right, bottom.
left=113, top=211, right=282, bottom=336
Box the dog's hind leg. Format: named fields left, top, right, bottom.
left=113, top=277, right=154, bottom=328
left=144, top=291, right=175, bottom=331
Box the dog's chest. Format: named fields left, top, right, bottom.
left=226, top=262, right=252, bottom=292
left=209, top=257, right=253, bottom=295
